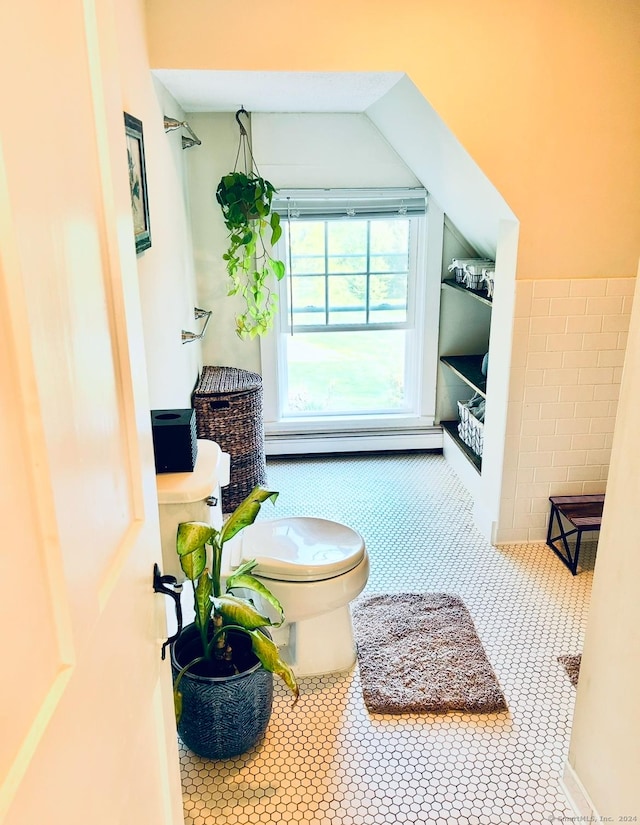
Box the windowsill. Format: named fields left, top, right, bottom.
left=265, top=413, right=436, bottom=436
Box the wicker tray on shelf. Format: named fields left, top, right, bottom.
left=457, top=401, right=484, bottom=458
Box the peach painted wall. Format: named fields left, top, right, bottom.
left=145, top=0, right=640, bottom=280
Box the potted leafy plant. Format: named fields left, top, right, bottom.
left=215, top=108, right=286, bottom=339
left=171, top=486, right=298, bottom=759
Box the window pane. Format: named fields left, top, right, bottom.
left=370, top=219, right=409, bottom=254
left=291, top=275, right=325, bottom=313
left=328, top=255, right=367, bottom=274
left=328, top=275, right=366, bottom=324
left=328, top=274, right=366, bottom=308
left=328, top=308, right=367, bottom=325
left=370, top=253, right=409, bottom=273
left=291, top=275, right=325, bottom=326
left=291, top=255, right=325, bottom=275
left=327, top=220, right=367, bottom=254
left=369, top=274, right=408, bottom=323
left=292, top=310, right=325, bottom=326
left=284, top=330, right=407, bottom=413
left=290, top=221, right=324, bottom=252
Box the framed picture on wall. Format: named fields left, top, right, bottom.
left=124, top=112, right=151, bottom=254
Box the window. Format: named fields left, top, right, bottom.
left=287, top=219, right=411, bottom=328
left=262, top=189, right=437, bottom=435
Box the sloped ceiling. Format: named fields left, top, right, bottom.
left=153, top=69, right=517, bottom=257
left=153, top=70, right=405, bottom=113
left=367, top=76, right=516, bottom=259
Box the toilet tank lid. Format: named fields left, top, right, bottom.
left=156, top=440, right=230, bottom=504
left=240, top=517, right=365, bottom=582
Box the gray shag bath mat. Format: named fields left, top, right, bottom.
left=558, top=654, right=582, bottom=687
left=352, top=593, right=507, bottom=714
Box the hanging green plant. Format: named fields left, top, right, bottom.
left=215, top=109, right=285, bottom=339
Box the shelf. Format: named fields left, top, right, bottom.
left=441, top=421, right=482, bottom=473
left=442, top=278, right=493, bottom=307
left=440, top=275, right=489, bottom=479
left=440, top=354, right=487, bottom=397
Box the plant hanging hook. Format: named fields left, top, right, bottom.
left=235, top=106, right=249, bottom=137
left=232, top=106, right=255, bottom=174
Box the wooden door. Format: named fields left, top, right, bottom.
left=0, top=1, right=183, bottom=823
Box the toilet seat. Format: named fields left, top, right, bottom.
left=238, top=517, right=365, bottom=582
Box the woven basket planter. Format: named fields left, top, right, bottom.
left=171, top=624, right=274, bottom=760
left=193, top=366, right=267, bottom=512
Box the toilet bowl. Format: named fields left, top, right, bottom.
left=223, top=517, right=369, bottom=677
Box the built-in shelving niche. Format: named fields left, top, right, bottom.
left=441, top=277, right=492, bottom=307
left=439, top=279, right=492, bottom=474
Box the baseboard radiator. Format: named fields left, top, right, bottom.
left=265, top=426, right=443, bottom=456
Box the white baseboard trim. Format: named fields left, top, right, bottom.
left=265, top=428, right=443, bottom=456
left=561, top=761, right=600, bottom=819
left=472, top=502, right=498, bottom=545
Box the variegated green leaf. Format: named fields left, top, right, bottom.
left=220, top=487, right=278, bottom=544
left=177, top=522, right=216, bottom=557
left=213, top=594, right=272, bottom=630
left=179, top=543, right=206, bottom=581
left=173, top=687, right=183, bottom=723
left=194, top=571, right=213, bottom=632
left=228, top=559, right=258, bottom=578
left=248, top=630, right=299, bottom=701
left=225, top=572, right=284, bottom=625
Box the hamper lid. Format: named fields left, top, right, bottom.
left=194, top=366, right=262, bottom=396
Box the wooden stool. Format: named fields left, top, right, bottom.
left=546, top=494, right=604, bottom=575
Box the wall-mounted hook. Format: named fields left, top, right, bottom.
left=182, top=307, right=212, bottom=344
left=163, top=116, right=201, bottom=149
left=235, top=106, right=249, bottom=136
left=153, top=563, right=183, bottom=660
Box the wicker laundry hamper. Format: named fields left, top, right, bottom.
left=192, top=366, right=267, bottom=512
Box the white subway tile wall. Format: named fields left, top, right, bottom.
left=497, top=277, right=635, bottom=544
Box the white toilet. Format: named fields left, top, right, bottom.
left=224, top=517, right=369, bottom=677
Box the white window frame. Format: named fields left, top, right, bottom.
left=260, top=198, right=444, bottom=453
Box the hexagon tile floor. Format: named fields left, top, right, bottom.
left=179, top=452, right=594, bottom=825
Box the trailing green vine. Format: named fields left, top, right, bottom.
left=215, top=109, right=286, bottom=339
